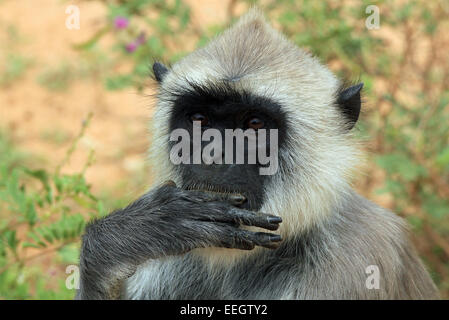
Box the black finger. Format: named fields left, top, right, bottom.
left=228, top=207, right=282, bottom=231
left=236, top=230, right=282, bottom=249
left=223, top=237, right=255, bottom=250
left=187, top=190, right=247, bottom=206
left=207, top=222, right=255, bottom=250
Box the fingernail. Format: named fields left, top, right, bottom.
left=267, top=216, right=282, bottom=224
left=230, top=194, right=246, bottom=204
left=164, top=180, right=176, bottom=187
left=270, top=234, right=282, bottom=242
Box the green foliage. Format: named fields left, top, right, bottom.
left=76, top=0, right=191, bottom=91
left=0, top=54, right=32, bottom=87
left=0, top=24, right=32, bottom=87
left=0, top=114, right=102, bottom=299
left=37, top=63, right=75, bottom=91
left=376, top=153, right=427, bottom=182
left=266, top=0, right=448, bottom=296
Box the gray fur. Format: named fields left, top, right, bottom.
left=124, top=190, right=437, bottom=299
left=77, top=9, right=439, bottom=300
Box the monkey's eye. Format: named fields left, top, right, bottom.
left=190, top=113, right=208, bottom=126
left=246, top=117, right=264, bottom=130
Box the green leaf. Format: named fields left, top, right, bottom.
left=22, top=242, right=41, bottom=249
left=57, top=244, right=79, bottom=264
left=105, top=75, right=134, bottom=90
left=146, top=36, right=165, bottom=57
left=37, top=227, right=54, bottom=244
left=406, top=216, right=423, bottom=230
left=24, top=168, right=48, bottom=184
left=436, top=147, right=449, bottom=169
left=422, top=194, right=449, bottom=219
left=54, top=176, right=63, bottom=193
left=50, top=227, right=62, bottom=241
left=4, top=230, right=18, bottom=250
left=375, top=153, right=427, bottom=182
left=375, top=179, right=405, bottom=196
left=7, top=169, right=26, bottom=207
left=25, top=200, right=37, bottom=225
left=73, top=27, right=110, bottom=51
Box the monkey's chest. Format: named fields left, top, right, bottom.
left=124, top=254, right=296, bottom=299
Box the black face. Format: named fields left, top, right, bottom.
left=168, top=83, right=287, bottom=210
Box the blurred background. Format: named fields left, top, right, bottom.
left=0, top=0, right=448, bottom=299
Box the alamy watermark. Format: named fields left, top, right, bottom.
left=65, top=5, right=80, bottom=30
left=169, top=121, right=279, bottom=176
left=365, top=265, right=380, bottom=289
left=66, top=265, right=80, bottom=290
left=365, top=5, right=380, bottom=30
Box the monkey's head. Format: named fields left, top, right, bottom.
left=149, top=9, right=363, bottom=236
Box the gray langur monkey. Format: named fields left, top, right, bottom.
left=77, top=9, right=439, bottom=300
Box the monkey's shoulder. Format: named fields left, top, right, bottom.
left=318, top=194, right=439, bottom=298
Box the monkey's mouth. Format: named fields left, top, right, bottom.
left=182, top=182, right=250, bottom=208
left=184, top=183, right=244, bottom=195
left=183, top=184, right=247, bottom=198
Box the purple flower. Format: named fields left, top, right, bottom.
left=114, top=16, right=129, bottom=29
left=125, top=32, right=147, bottom=53
left=125, top=41, right=138, bottom=53
left=136, top=32, right=146, bottom=45
left=48, top=269, right=57, bottom=277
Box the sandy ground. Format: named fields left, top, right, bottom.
left=1, top=1, right=141, bottom=195
left=0, top=0, right=241, bottom=199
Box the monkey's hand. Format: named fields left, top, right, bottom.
left=77, top=180, right=282, bottom=300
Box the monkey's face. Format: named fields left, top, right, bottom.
left=150, top=9, right=363, bottom=231
left=166, top=84, right=287, bottom=211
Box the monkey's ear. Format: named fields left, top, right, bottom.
left=337, top=83, right=363, bottom=130
left=152, top=62, right=169, bottom=83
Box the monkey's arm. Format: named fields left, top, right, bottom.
left=76, top=182, right=282, bottom=300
